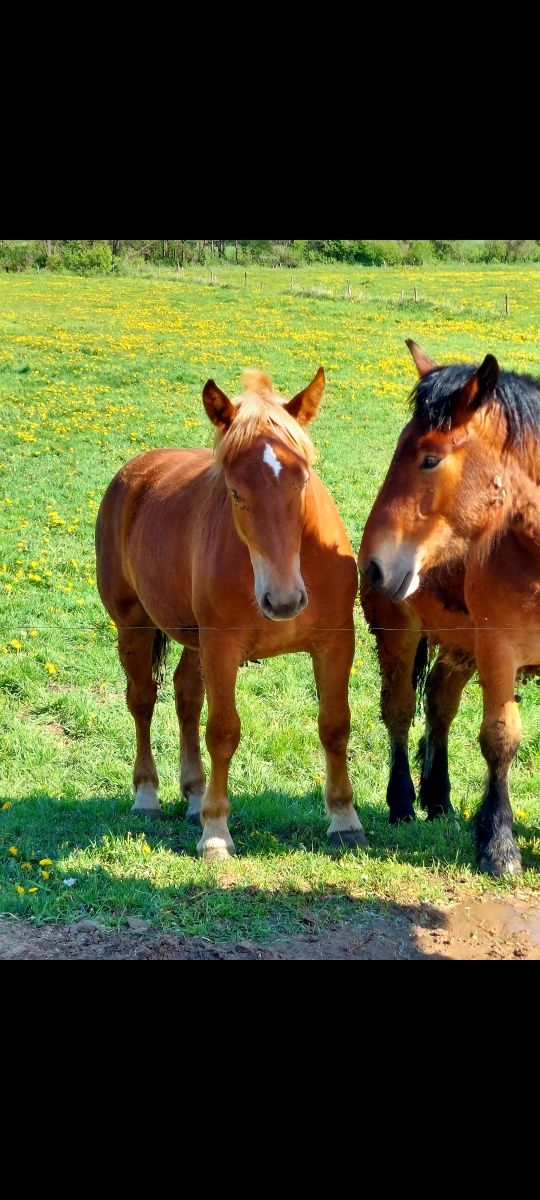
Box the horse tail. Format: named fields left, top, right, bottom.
left=152, top=628, right=169, bottom=686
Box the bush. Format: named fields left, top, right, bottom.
left=431, top=240, right=465, bottom=261
left=480, top=240, right=506, bottom=262
left=56, top=241, right=113, bottom=274
left=504, top=240, right=540, bottom=262
left=353, top=240, right=404, bottom=265
left=405, top=240, right=434, bottom=265
left=319, top=240, right=351, bottom=262
left=0, top=243, right=34, bottom=271
left=238, top=240, right=273, bottom=264
left=271, top=243, right=301, bottom=267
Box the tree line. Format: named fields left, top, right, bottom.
left=1, top=239, right=540, bottom=273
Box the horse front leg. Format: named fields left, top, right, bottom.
left=360, top=580, right=421, bottom=823
left=418, top=653, right=475, bottom=819
left=197, top=638, right=242, bottom=862
left=379, top=632, right=425, bottom=823
left=475, top=638, right=522, bottom=875
left=312, top=629, right=367, bottom=848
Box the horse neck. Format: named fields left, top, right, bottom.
left=198, top=464, right=232, bottom=539
left=507, top=463, right=540, bottom=544
left=493, top=438, right=540, bottom=545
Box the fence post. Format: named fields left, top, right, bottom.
left=347, top=280, right=352, bottom=298
left=244, top=271, right=247, bottom=286
left=505, top=293, right=510, bottom=316
left=414, top=286, right=418, bottom=302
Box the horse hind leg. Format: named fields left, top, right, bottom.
left=418, top=652, right=474, bottom=820
left=173, top=648, right=206, bottom=825
left=118, top=623, right=162, bottom=816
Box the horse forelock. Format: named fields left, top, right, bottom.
left=241, top=369, right=275, bottom=397
left=410, top=362, right=540, bottom=450
left=212, top=389, right=316, bottom=472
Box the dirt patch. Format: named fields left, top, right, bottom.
left=1, top=894, right=540, bottom=959
left=413, top=896, right=540, bottom=960
left=41, top=721, right=70, bottom=746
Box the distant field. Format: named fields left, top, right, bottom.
left=1, top=262, right=540, bottom=940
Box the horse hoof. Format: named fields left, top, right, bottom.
left=185, top=811, right=201, bottom=826
left=328, top=828, right=368, bottom=849
left=131, top=806, right=162, bottom=820
left=478, top=852, right=522, bottom=877
left=199, top=843, right=236, bottom=863
left=389, top=810, right=415, bottom=824
left=426, top=804, right=453, bottom=821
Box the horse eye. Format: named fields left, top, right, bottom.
left=421, top=455, right=442, bottom=470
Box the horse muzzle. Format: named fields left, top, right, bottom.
left=360, top=553, right=420, bottom=602
left=259, top=587, right=308, bottom=621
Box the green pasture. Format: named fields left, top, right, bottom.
left=1, top=262, right=539, bottom=939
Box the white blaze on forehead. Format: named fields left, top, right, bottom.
left=263, top=442, right=282, bottom=478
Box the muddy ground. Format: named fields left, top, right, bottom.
left=1, top=894, right=540, bottom=959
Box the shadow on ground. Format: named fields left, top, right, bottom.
left=1, top=791, right=539, bottom=959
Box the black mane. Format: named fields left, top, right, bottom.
left=410, top=362, right=540, bottom=445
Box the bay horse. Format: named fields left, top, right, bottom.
left=96, top=368, right=364, bottom=861
left=359, top=339, right=540, bottom=876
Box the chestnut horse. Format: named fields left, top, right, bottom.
left=359, top=340, right=540, bottom=876
left=96, top=368, right=364, bottom=861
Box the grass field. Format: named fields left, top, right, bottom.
left=1, top=261, right=540, bottom=941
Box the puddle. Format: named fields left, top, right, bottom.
left=446, top=899, right=540, bottom=944
left=414, top=896, right=540, bottom=959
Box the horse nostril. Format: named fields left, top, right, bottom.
left=264, top=592, right=274, bottom=611
left=365, top=558, right=383, bottom=588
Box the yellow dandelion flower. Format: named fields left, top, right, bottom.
left=142, top=844, right=152, bottom=855
left=16, top=885, right=25, bottom=895
left=41, top=870, right=50, bottom=879
left=39, top=858, right=53, bottom=866
left=44, top=662, right=57, bottom=674
left=21, top=862, right=32, bottom=870
left=28, top=887, right=38, bottom=894
left=516, top=809, right=526, bottom=819
left=10, top=639, right=23, bottom=651
left=29, top=629, right=38, bottom=637
left=9, top=846, right=18, bottom=856
left=2, top=801, right=12, bottom=811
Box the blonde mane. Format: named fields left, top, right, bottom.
left=212, top=370, right=316, bottom=472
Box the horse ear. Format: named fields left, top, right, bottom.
left=202, top=380, right=236, bottom=429
left=405, top=339, right=439, bottom=377
left=463, top=354, right=499, bottom=409
left=452, top=354, right=499, bottom=427
left=285, top=367, right=325, bottom=426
